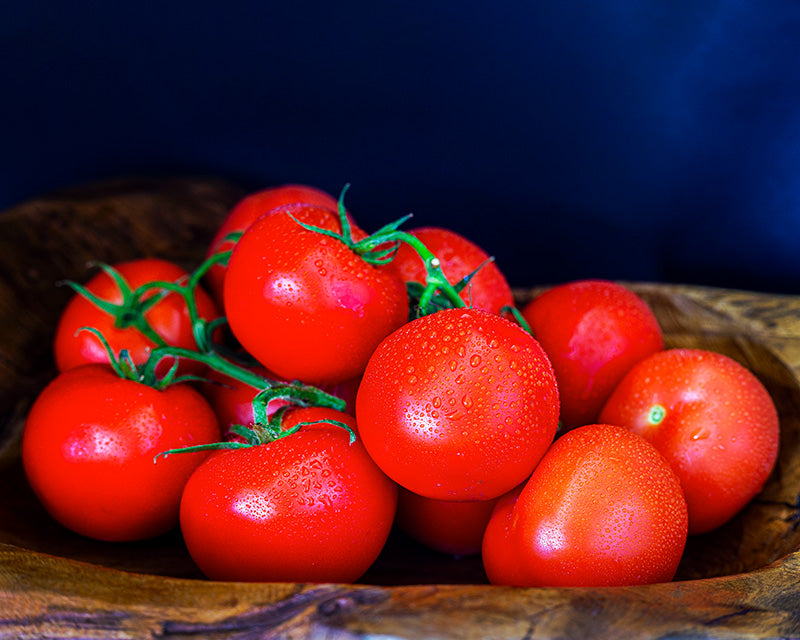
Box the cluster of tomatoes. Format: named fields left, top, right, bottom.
left=21, top=183, right=780, bottom=587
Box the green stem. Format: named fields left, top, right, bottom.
left=357, top=229, right=467, bottom=313
left=142, top=344, right=346, bottom=412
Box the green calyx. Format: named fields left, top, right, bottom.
left=60, top=262, right=170, bottom=348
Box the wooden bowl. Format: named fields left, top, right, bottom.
left=2, top=177, right=799, bottom=639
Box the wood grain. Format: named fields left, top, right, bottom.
left=1, top=177, right=799, bottom=638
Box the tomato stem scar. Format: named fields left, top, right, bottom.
left=648, top=404, right=667, bottom=425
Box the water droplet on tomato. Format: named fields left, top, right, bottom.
left=470, top=355, right=482, bottom=367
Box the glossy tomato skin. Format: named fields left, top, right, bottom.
left=22, top=364, right=221, bottom=542
left=395, top=487, right=499, bottom=556
left=224, top=204, right=408, bottom=385
left=178, top=407, right=398, bottom=582
left=356, top=307, right=560, bottom=501
left=599, top=348, right=779, bottom=534
left=482, top=424, right=688, bottom=587
left=204, top=184, right=342, bottom=304
left=521, top=279, right=663, bottom=430
left=54, top=258, right=220, bottom=377
left=385, top=226, right=514, bottom=315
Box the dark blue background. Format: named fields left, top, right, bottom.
left=3, top=2, right=800, bottom=292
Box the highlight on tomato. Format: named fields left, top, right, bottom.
left=599, top=348, right=780, bottom=534
left=482, top=423, right=688, bottom=587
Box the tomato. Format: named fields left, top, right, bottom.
left=178, top=407, right=398, bottom=582
left=356, top=307, right=559, bottom=501
left=599, top=348, right=779, bottom=534
left=21, top=364, right=221, bottom=542
left=224, top=203, right=408, bottom=385
left=54, top=258, right=220, bottom=378
left=521, top=279, right=664, bottom=430
left=395, top=487, right=499, bottom=556
left=385, top=226, right=514, bottom=315
left=482, top=424, right=688, bottom=587
left=200, top=365, right=361, bottom=436
left=204, top=184, right=343, bottom=304
left=200, top=365, right=292, bottom=438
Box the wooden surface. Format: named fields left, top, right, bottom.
left=1, top=177, right=800, bottom=638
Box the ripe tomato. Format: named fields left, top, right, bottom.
left=224, top=203, right=408, bottom=385
left=482, top=424, right=688, bottom=587
left=521, top=279, right=664, bottom=430
left=356, top=307, right=560, bottom=501
left=599, top=348, right=780, bottom=534
left=199, top=365, right=292, bottom=437
left=395, top=487, right=499, bottom=556
left=204, top=184, right=342, bottom=304
left=54, top=258, right=220, bottom=377
left=200, top=365, right=361, bottom=436
left=22, top=364, right=221, bottom=542
left=385, top=226, right=514, bottom=314
left=178, top=407, right=398, bottom=582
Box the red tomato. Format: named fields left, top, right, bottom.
left=178, top=407, right=398, bottom=582
left=385, top=226, right=514, bottom=314
left=204, top=184, right=343, bottom=304
left=599, top=348, right=779, bottom=534
left=224, top=203, right=408, bottom=385
left=199, top=365, right=292, bottom=437
left=356, top=307, right=559, bottom=501
left=200, top=365, right=361, bottom=435
left=395, top=487, right=499, bottom=556
left=21, top=364, right=221, bottom=542
left=521, top=279, right=664, bottom=430
left=54, top=258, right=220, bottom=377
left=482, top=424, right=688, bottom=587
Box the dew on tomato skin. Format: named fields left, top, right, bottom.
left=470, top=355, right=482, bottom=367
